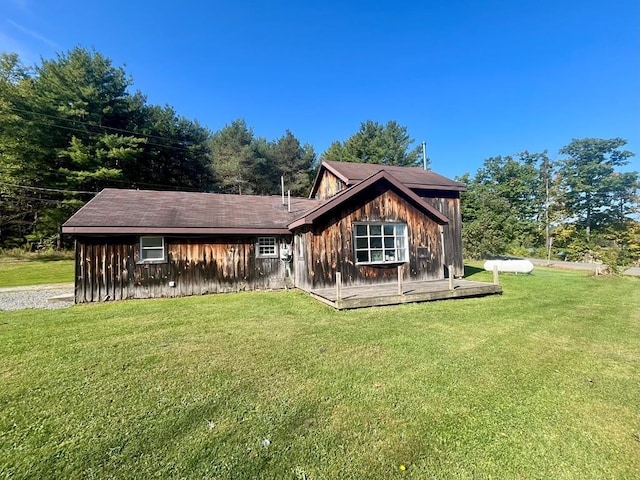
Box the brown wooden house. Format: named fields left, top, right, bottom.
left=61, top=161, right=468, bottom=304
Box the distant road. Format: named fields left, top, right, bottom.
left=521, top=258, right=640, bottom=277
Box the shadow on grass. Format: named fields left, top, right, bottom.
left=464, top=264, right=484, bottom=277
left=0, top=251, right=74, bottom=263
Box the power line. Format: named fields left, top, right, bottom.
left=4, top=106, right=204, bottom=153
left=1, top=194, right=65, bottom=204
left=0, top=181, right=96, bottom=194
left=1, top=179, right=203, bottom=194
left=6, top=105, right=203, bottom=145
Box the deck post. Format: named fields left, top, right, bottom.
left=336, top=272, right=342, bottom=302
left=397, top=265, right=403, bottom=295
left=493, top=265, right=499, bottom=285
left=448, top=264, right=454, bottom=290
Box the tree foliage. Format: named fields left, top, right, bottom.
left=459, top=152, right=548, bottom=258
left=460, top=140, right=639, bottom=265
left=0, top=47, right=214, bottom=248
left=322, top=120, right=424, bottom=167
left=557, top=138, right=637, bottom=242
left=209, top=121, right=315, bottom=196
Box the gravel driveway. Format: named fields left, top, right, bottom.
left=0, top=283, right=74, bottom=311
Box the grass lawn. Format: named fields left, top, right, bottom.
left=0, top=251, right=74, bottom=287
left=1, top=267, right=638, bottom=479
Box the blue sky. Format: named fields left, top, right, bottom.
left=1, top=0, right=638, bottom=180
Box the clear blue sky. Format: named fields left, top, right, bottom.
left=2, top=0, right=638, bottom=180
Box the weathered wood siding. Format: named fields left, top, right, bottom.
left=418, top=190, right=464, bottom=277
left=314, top=170, right=346, bottom=199
left=295, top=188, right=444, bottom=290
left=74, top=236, right=291, bottom=303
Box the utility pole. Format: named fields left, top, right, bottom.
left=543, top=154, right=552, bottom=264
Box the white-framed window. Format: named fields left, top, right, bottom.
left=257, top=237, right=278, bottom=258
left=354, top=223, right=408, bottom=265
left=139, top=236, right=167, bottom=263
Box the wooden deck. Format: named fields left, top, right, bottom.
left=308, top=278, right=502, bottom=309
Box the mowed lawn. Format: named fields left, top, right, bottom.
left=1, top=267, right=638, bottom=479
left=0, top=252, right=74, bottom=287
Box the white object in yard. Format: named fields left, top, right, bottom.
left=484, top=259, right=534, bottom=274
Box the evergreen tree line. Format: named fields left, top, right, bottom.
left=1, top=47, right=638, bottom=265
left=0, top=48, right=320, bottom=248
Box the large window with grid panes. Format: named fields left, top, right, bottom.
left=354, top=223, right=408, bottom=265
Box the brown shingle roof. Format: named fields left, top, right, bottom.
left=312, top=160, right=465, bottom=196
left=62, top=189, right=324, bottom=235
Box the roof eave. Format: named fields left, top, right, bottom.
left=61, top=226, right=292, bottom=235
left=405, top=182, right=467, bottom=192
left=290, top=170, right=449, bottom=229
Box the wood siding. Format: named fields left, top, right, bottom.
left=295, top=188, right=444, bottom=290
left=314, top=171, right=346, bottom=199
left=74, top=236, right=291, bottom=303
left=419, top=190, right=464, bottom=277
left=313, top=170, right=464, bottom=276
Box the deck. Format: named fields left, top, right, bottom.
left=308, top=278, right=502, bottom=309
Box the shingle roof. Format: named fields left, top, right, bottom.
left=63, top=162, right=461, bottom=235
left=312, top=160, right=465, bottom=197
left=62, top=189, right=324, bottom=235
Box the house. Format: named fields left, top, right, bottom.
left=61, top=160, right=477, bottom=305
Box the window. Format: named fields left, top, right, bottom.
left=139, top=236, right=166, bottom=263
left=257, top=237, right=277, bottom=257
left=354, top=223, right=408, bottom=265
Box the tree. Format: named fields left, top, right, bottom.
left=209, top=121, right=316, bottom=196
left=459, top=152, right=549, bottom=258
left=0, top=47, right=214, bottom=248
left=209, top=119, right=256, bottom=194
left=321, top=120, right=424, bottom=167
left=129, top=104, right=213, bottom=191
left=270, top=130, right=315, bottom=196
left=557, top=138, right=637, bottom=243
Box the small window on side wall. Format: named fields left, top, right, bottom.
left=139, top=236, right=167, bottom=263
left=257, top=237, right=278, bottom=258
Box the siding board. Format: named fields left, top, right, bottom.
left=314, top=171, right=346, bottom=199
left=74, top=235, right=291, bottom=303
left=420, top=195, right=464, bottom=277
left=298, top=189, right=444, bottom=289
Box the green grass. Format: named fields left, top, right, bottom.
left=1, top=267, right=639, bottom=479
left=0, top=252, right=74, bottom=287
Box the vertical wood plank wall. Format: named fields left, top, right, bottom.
left=313, top=170, right=465, bottom=279
left=75, top=236, right=291, bottom=303
left=314, top=172, right=346, bottom=200
left=296, top=188, right=445, bottom=290
left=419, top=191, right=464, bottom=277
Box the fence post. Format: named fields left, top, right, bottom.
left=336, top=272, right=342, bottom=302
left=397, top=265, right=403, bottom=295
left=493, top=265, right=499, bottom=285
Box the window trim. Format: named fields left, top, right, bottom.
left=138, top=236, right=167, bottom=264
left=353, top=222, right=408, bottom=266
left=257, top=236, right=278, bottom=258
